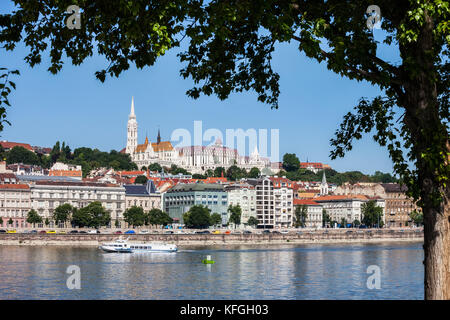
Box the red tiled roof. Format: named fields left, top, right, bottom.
left=118, top=171, right=145, bottom=176
left=49, top=170, right=82, bottom=177
left=269, top=177, right=294, bottom=188
left=0, top=141, right=33, bottom=151
left=0, top=184, right=29, bottom=190
left=294, top=199, right=320, bottom=206
left=314, top=195, right=368, bottom=201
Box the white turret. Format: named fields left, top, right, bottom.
left=126, top=96, right=138, bottom=154
left=320, top=170, right=329, bottom=195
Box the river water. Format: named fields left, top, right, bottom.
left=0, top=242, right=423, bottom=300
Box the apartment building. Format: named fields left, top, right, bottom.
left=333, top=182, right=418, bottom=227
left=30, top=181, right=126, bottom=228
left=124, top=180, right=162, bottom=211
left=0, top=184, right=31, bottom=228
left=381, top=183, right=419, bottom=227
left=224, top=183, right=256, bottom=224
left=246, top=176, right=294, bottom=228
left=293, top=199, right=323, bottom=228
left=314, top=195, right=385, bottom=226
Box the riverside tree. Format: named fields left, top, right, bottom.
left=71, top=201, right=111, bottom=228
left=228, top=205, right=242, bottom=228
left=183, top=205, right=212, bottom=229
left=26, top=209, right=42, bottom=227
left=147, top=208, right=173, bottom=228
left=246, top=216, right=259, bottom=228
left=210, top=213, right=222, bottom=227
left=361, top=200, right=384, bottom=228
left=123, top=206, right=146, bottom=228
left=0, top=0, right=448, bottom=299
left=53, top=204, right=75, bottom=227
left=294, top=205, right=308, bottom=228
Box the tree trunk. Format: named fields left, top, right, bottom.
left=397, top=9, right=450, bottom=300
left=423, top=188, right=450, bottom=299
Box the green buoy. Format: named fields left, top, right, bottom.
left=202, top=255, right=215, bottom=264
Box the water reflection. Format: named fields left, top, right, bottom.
left=0, top=242, right=423, bottom=300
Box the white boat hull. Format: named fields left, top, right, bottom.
left=99, top=240, right=177, bottom=253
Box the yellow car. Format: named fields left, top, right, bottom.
left=58, top=231, right=66, bottom=234
left=6, top=230, right=16, bottom=234
left=212, top=230, right=221, bottom=234
left=46, top=230, right=57, bottom=234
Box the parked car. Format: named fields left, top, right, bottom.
left=139, top=230, right=149, bottom=234
left=58, top=230, right=67, bottom=234
left=39, top=230, right=46, bottom=234
left=79, top=231, right=87, bottom=234
left=22, top=230, right=31, bottom=234
left=0, top=229, right=6, bottom=233
left=232, top=231, right=241, bottom=234
left=262, top=230, right=271, bottom=234
left=296, top=231, right=303, bottom=235
left=224, top=230, right=231, bottom=234
left=280, top=230, right=289, bottom=234
left=30, top=230, right=37, bottom=234
left=212, top=230, right=221, bottom=234
left=243, top=230, right=252, bottom=234
left=114, top=231, right=122, bottom=234
left=6, top=230, right=17, bottom=234
left=46, top=230, right=56, bottom=234
left=272, top=230, right=281, bottom=234
left=88, top=230, right=100, bottom=234
left=124, top=230, right=135, bottom=234
left=164, top=230, right=174, bottom=234
left=195, top=230, right=210, bottom=234
left=69, top=230, right=79, bottom=234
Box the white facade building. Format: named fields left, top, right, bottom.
left=246, top=176, right=294, bottom=228
left=30, top=181, right=126, bottom=228
left=225, top=183, right=256, bottom=225
left=294, top=199, right=323, bottom=228
left=314, top=195, right=385, bottom=226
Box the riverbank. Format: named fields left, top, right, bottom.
left=0, top=229, right=423, bottom=246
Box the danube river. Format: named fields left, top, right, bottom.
left=0, top=242, right=423, bottom=299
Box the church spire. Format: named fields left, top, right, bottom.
left=157, top=128, right=161, bottom=144
left=129, top=96, right=136, bottom=119
left=320, top=170, right=328, bottom=195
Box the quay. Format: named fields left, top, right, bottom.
left=0, top=229, right=423, bottom=246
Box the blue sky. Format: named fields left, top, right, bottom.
left=0, top=4, right=400, bottom=175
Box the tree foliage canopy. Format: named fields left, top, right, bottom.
left=361, top=200, right=384, bottom=227
left=183, top=205, right=212, bottom=228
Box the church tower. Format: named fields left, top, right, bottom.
left=320, top=170, right=329, bottom=195
left=126, top=96, right=138, bottom=154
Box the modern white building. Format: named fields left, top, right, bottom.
left=246, top=176, right=294, bottom=228
left=225, top=183, right=256, bottom=225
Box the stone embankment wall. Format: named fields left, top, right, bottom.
left=0, top=229, right=423, bottom=246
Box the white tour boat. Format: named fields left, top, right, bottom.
left=99, top=238, right=177, bottom=253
